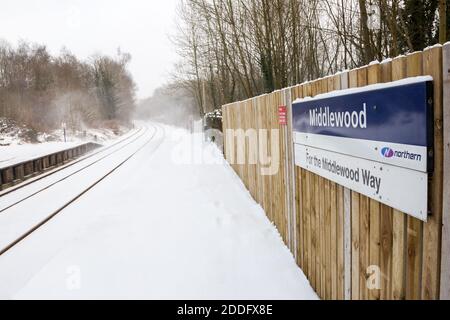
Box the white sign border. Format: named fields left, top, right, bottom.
left=294, top=132, right=428, bottom=173
left=295, top=143, right=428, bottom=221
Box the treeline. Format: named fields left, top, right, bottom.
left=174, top=0, right=449, bottom=115
left=0, top=40, right=136, bottom=132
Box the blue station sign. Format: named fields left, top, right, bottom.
left=292, top=76, right=434, bottom=221
left=292, top=76, right=434, bottom=173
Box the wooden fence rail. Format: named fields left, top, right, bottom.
left=222, top=44, right=449, bottom=300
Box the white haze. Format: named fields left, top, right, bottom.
left=0, top=0, right=179, bottom=100
left=135, top=85, right=200, bottom=129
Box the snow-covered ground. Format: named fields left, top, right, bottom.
left=1, top=117, right=130, bottom=148
left=0, top=123, right=317, bottom=300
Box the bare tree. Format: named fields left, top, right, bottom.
left=0, top=40, right=136, bottom=132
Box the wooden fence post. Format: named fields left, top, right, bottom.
left=440, top=42, right=450, bottom=300
left=284, top=88, right=297, bottom=257
left=422, top=46, right=443, bottom=300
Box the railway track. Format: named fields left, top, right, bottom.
left=0, top=126, right=144, bottom=198
left=0, top=126, right=149, bottom=213
left=0, top=123, right=165, bottom=257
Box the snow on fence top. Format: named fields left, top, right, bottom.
left=292, top=75, right=433, bottom=103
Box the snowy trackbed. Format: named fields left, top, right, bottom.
left=0, top=124, right=161, bottom=256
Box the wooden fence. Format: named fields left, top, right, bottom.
left=222, top=44, right=450, bottom=300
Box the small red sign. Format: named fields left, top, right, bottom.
left=279, top=106, right=287, bottom=125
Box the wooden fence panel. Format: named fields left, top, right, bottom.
left=221, top=46, right=445, bottom=300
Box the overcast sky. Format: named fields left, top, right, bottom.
left=0, top=0, right=179, bottom=100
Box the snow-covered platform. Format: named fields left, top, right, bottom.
left=0, top=142, right=100, bottom=191
left=0, top=142, right=87, bottom=170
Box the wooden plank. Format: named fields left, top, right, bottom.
left=280, top=93, right=286, bottom=243
left=406, top=218, right=423, bottom=300
left=348, top=69, right=360, bottom=300
left=339, top=71, right=352, bottom=301
left=282, top=116, right=288, bottom=243
left=351, top=190, right=360, bottom=300
left=391, top=55, right=408, bottom=300
left=310, top=82, right=322, bottom=298
left=224, top=104, right=231, bottom=165
left=308, top=171, right=315, bottom=287
left=422, top=46, right=444, bottom=300
left=233, top=103, right=241, bottom=180
left=359, top=194, right=370, bottom=300
left=250, top=99, right=258, bottom=203
left=380, top=59, right=394, bottom=301
left=329, top=74, right=340, bottom=300
left=367, top=62, right=381, bottom=85
left=255, top=97, right=264, bottom=206
left=278, top=94, right=287, bottom=243
left=258, top=97, right=266, bottom=207
left=302, top=170, right=309, bottom=275
left=296, top=87, right=304, bottom=269
left=441, top=42, right=450, bottom=300
left=356, top=66, right=370, bottom=300
left=264, top=95, right=273, bottom=222
left=325, top=178, right=331, bottom=300
left=272, top=92, right=281, bottom=236
left=405, top=52, right=424, bottom=300
left=369, top=199, right=381, bottom=300
left=330, top=179, right=338, bottom=299
left=314, top=172, right=320, bottom=291
left=337, top=184, right=345, bottom=300
left=298, top=86, right=306, bottom=270
left=245, top=101, right=253, bottom=197
left=268, top=95, right=274, bottom=223
left=237, top=102, right=244, bottom=184
left=263, top=97, right=269, bottom=220
left=276, top=94, right=283, bottom=239
left=286, top=88, right=297, bottom=256
left=319, top=174, right=325, bottom=299
left=349, top=69, right=358, bottom=88
left=319, top=78, right=331, bottom=300
left=367, top=63, right=381, bottom=300
left=304, top=82, right=316, bottom=294
left=380, top=204, right=393, bottom=300
left=303, top=83, right=315, bottom=290
left=295, top=165, right=300, bottom=266
left=304, top=173, right=311, bottom=283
